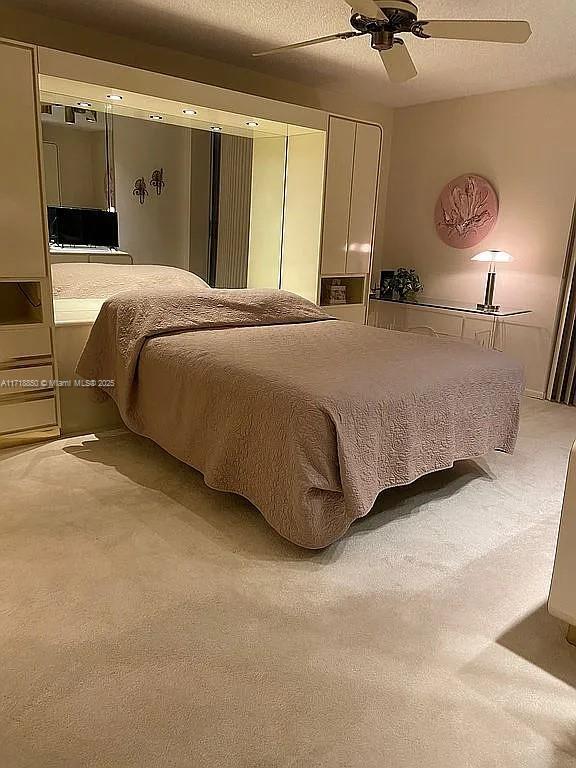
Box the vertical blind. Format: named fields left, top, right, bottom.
left=214, top=135, right=253, bottom=289
left=548, top=198, right=576, bottom=403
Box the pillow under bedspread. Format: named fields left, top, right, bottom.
left=51, top=262, right=210, bottom=299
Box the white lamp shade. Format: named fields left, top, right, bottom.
left=471, top=250, right=512, bottom=263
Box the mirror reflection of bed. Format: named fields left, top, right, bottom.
left=43, top=92, right=326, bottom=433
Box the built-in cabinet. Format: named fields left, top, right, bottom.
left=319, top=116, right=382, bottom=324
left=0, top=39, right=384, bottom=446
left=0, top=39, right=60, bottom=446
left=248, top=116, right=382, bottom=319
left=321, top=118, right=357, bottom=276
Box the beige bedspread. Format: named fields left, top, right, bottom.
left=78, top=287, right=525, bottom=548
left=51, top=263, right=209, bottom=299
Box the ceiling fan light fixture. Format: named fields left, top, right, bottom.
left=249, top=1, right=531, bottom=84
left=370, top=29, right=395, bottom=51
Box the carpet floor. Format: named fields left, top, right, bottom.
left=1, top=397, right=575, bottom=767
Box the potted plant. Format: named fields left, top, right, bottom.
left=391, top=268, right=423, bottom=302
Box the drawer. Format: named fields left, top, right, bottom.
left=0, top=394, right=57, bottom=435
left=0, top=326, right=52, bottom=363
left=0, top=364, right=54, bottom=394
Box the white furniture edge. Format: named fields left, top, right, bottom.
left=38, top=48, right=328, bottom=132
left=0, top=38, right=61, bottom=443
left=548, top=438, right=576, bottom=645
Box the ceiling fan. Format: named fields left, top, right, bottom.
left=252, top=0, right=532, bottom=83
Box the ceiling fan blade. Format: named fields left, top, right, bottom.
left=417, top=20, right=532, bottom=44
left=252, top=32, right=357, bottom=57
left=380, top=41, right=417, bottom=83
left=344, top=0, right=387, bottom=21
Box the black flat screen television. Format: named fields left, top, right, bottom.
left=47, top=206, right=119, bottom=248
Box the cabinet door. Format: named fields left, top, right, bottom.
left=0, top=41, right=47, bottom=278
left=320, top=117, right=355, bottom=276
left=346, top=122, right=382, bottom=275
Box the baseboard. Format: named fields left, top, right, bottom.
left=524, top=389, right=545, bottom=400
left=0, top=425, right=60, bottom=449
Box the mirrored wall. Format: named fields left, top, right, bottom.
left=40, top=103, right=110, bottom=210
left=40, top=95, right=290, bottom=289
left=40, top=84, right=325, bottom=298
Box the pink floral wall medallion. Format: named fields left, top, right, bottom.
left=435, top=174, right=498, bottom=249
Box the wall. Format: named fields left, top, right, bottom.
left=42, top=142, right=61, bottom=206
left=281, top=133, right=326, bottom=303
left=247, top=137, right=286, bottom=290
left=113, top=115, right=191, bottom=268
left=41, top=122, right=107, bottom=209
left=380, top=81, right=576, bottom=397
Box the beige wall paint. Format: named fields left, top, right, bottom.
left=42, top=142, right=61, bottom=207
left=247, top=137, right=286, bottom=290
left=113, top=115, right=192, bottom=269
left=380, top=81, right=576, bottom=396
left=281, top=132, right=326, bottom=303
left=42, top=123, right=107, bottom=209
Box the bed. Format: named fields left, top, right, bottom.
left=77, top=284, right=525, bottom=549
left=52, top=261, right=209, bottom=299
left=51, top=263, right=210, bottom=434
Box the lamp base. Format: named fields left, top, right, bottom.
left=476, top=302, right=500, bottom=313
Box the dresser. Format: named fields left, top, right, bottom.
left=0, top=39, right=60, bottom=446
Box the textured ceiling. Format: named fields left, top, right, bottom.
left=11, top=0, right=576, bottom=107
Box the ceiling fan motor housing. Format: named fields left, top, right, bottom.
left=350, top=0, right=419, bottom=49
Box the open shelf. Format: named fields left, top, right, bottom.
left=320, top=275, right=366, bottom=307
left=0, top=282, right=44, bottom=326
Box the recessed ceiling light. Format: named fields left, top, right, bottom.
left=246, top=121, right=259, bottom=127
left=77, top=102, right=92, bottom=108
left=210, top=126, right=222, bottom=132
left=183, top=108, right=198, bottom=115
left=106, top=94, right=123, bottom=101
left=149, top=114, right=163, bottom=120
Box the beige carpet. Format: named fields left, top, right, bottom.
left=1, top=397, right=575, bottom=767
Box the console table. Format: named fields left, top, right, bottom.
left=369, top=295, right=531, bottom=351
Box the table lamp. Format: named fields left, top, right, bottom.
left=471, top=250, right=512, bottom=312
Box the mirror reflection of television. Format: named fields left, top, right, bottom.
left=48, top=206, right=119, bottom=248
